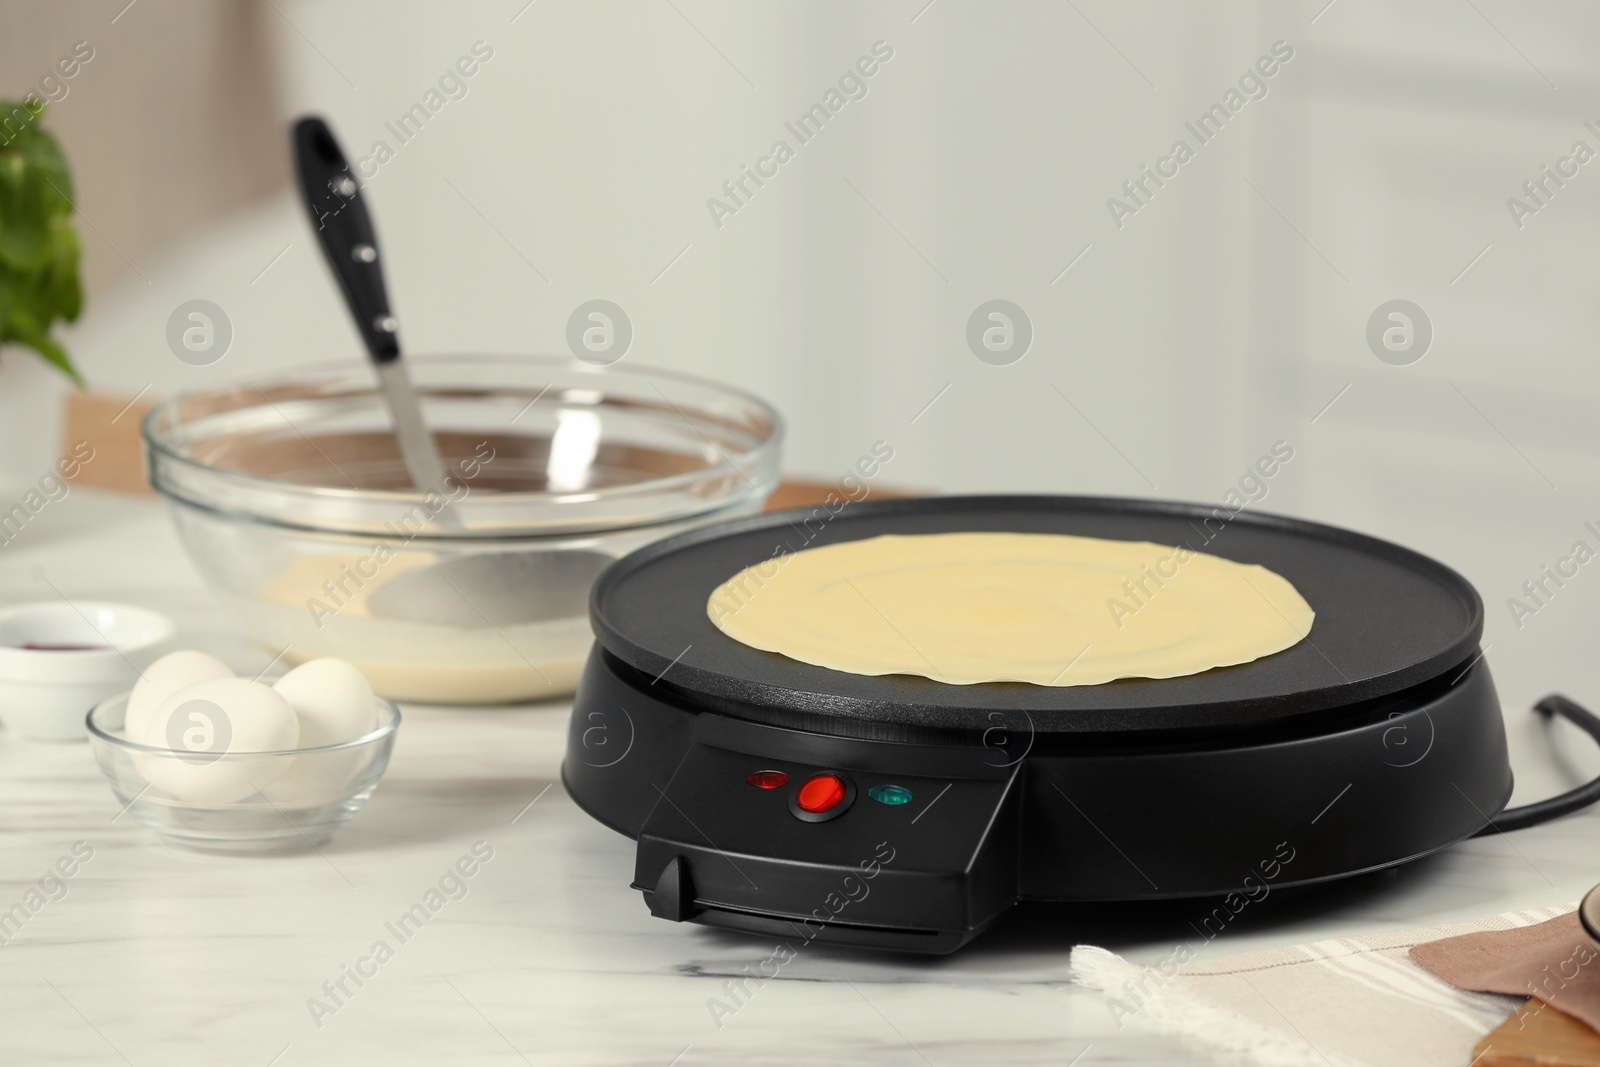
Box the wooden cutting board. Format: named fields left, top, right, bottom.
left=1475, top=998, right=1600, bottom=1066
left=762, top=478, right=914, bottom=511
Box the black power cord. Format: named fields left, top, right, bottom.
left=1475, top=694, right=1600, bottom=835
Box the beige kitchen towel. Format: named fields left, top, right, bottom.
left=1069, top=904, right=1572, bottom=1067
left=1411, top=911, right=1600, bottom=1032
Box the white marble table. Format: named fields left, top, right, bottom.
left=3, top=489, right=1598, bottom=1067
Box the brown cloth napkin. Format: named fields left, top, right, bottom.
left=1411, top=912, right=1600, bottom=1032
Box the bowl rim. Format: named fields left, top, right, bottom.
left=140, top=353, right=785, bottom=537
left=86, top=691, right=402, bottom=755
left=0, top=601, right=176, bottom=678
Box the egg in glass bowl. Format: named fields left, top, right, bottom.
left=87, top=654, right=401, bottom=853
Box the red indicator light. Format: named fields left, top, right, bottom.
left=797, top=774, right=847, bottom=813
left=746, top=770, right=789, bottom=790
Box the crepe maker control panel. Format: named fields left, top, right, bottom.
left=564, top=652, right=1023, bottom=953
left=633, top=743, right=1020, bottom=952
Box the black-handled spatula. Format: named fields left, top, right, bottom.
left=291, top=116, right=454, bottom=509
left=289, top=114, right=608, bottom=631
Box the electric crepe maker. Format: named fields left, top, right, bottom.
left=564, top=495, right=1596, bottom=954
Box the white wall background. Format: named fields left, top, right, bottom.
left=3, top=0, right=1600, bottom=762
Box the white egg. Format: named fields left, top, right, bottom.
left=125, top=650, right=234, bottom=741
left=134, top=678, right=300, bottom=805
left=262, top=659, right=380, bottom=807
left=271, top=658, right=377, bottom=746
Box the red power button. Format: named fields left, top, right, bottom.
left=797, top=774, right=846, bottom=813
left=791, top=773, right=854, bottom=822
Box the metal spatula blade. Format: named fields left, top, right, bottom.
left=366, top=550, right=614, bottom=629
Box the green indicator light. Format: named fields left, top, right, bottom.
left=868, top=784, right=913, bottom=806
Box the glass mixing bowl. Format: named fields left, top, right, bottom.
left=143, top=355, right=782, bottom=702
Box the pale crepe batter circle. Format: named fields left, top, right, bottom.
left=706, top=532, right=1315, bottom=687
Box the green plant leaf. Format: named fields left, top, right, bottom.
left=0, top=161, right=51, bottom=268
left=0, top=99, right=84, bottom=385
left=43, top=216, right=81, bottom=322
left=15, top=124, right=72, bottom=203
left=7, top=317, right=82, bottom=387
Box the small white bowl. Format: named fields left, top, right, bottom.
left=0, top=602, right=176, bottom=742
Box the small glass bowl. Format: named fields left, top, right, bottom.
left=142, top=355, right=782, bottom=703
left=87, top=692, right=400, bottom=854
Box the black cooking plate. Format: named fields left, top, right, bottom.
left=590, top=495, right=1483, bottom=734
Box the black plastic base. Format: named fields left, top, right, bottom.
left=563, top=649, right=1512, bottom=954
